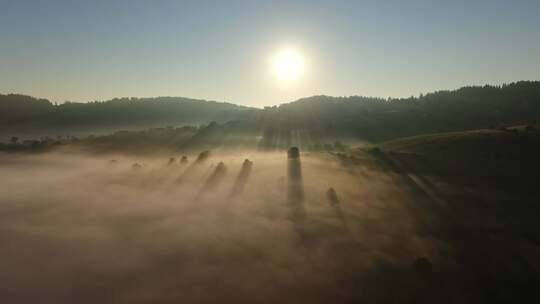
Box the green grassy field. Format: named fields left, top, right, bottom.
left=373, top=125, right=540, bottom=184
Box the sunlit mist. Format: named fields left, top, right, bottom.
left=1, top=1, right=540, bottom=302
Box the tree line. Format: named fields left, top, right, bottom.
left=1, top=81, right=540, bottom=144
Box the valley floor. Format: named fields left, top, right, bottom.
left=0, top=149, right=538, bottom=303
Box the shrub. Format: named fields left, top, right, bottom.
left=371, top=146, right=382, bottom=154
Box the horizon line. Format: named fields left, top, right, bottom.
left=2, top=79, right=539, bottom=109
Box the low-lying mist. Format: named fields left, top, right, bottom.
left=0, top=150, right=442, bottom=303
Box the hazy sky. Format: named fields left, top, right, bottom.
left=1, top=0, right=539, bottom=107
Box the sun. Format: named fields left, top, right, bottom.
left=272, top=48, right=304, bottom=83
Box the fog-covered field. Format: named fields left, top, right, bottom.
left=0, top=150, right=462, bottom=303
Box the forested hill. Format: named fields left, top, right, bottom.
left=258, top=81, right=540, bottom=141
left=0, top=95, right=255, bottom=133
left=2, top=81, right=540, bottom=142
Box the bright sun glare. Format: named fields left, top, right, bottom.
left=272, top=48, right=304, bottom=83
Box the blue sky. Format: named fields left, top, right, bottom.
left=1, top=0, right=539, bottom=107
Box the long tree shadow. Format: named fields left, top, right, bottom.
left=287, top=147, right=305, bottom=222
left=176, top=150, right=211, bottom=184
left=195, top=162, right=227, bottom=201
left=229, top=159, right=253, bottom=198
left=326, top=187, right=353, bottom=236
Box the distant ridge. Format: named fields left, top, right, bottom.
left=0, top=95, right=255, bottom=131
left=2, top=81, right=540, bottom=141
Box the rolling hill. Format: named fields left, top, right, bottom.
left=2, top=81, right=540, bottom=143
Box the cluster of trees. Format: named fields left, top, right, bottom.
left=0, top=135, right=63, bottom=152
left=77, top=121, right=352, bottom=153
left=0, top=94, right=53, bottom=124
